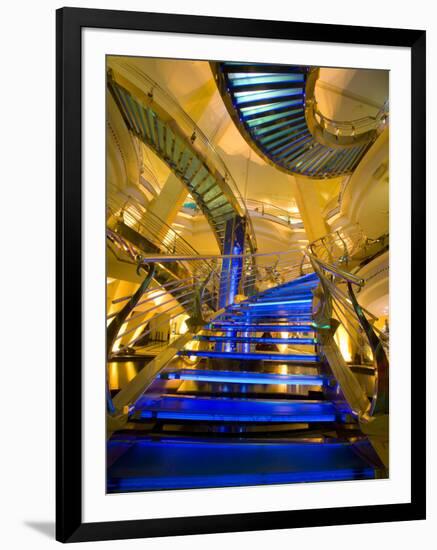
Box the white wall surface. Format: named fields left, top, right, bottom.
left=0, top=1, right=434, bottom=548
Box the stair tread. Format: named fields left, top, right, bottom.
left=207, top=324, right=315, bottom=332
left=133, top=393, right=335, bottom=422
left=195, top=335, right=316, bottom=345
left=178, top=350, right=319, bottom=362
left=107, top=436, right=378, bottom=492
left=161, top=368, right=327, bottom=386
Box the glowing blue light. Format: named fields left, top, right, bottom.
left=163, top=369, right=326, bottom=386
left=178, top=350, right=319, bottom=362
left=246, top=108, right=302, bottom=127
left=207, top=324, right=315, bottom=332
left=228, top=74, right=304, bottom=86
left=253, top=116, right=305, bottom=136
left=240, top=99, right=302, bottom=117
left=194, top=335, right=317, bottom=345
left=234, top=88, right=302, bottom=106
left=108, top=468, right=375, bottom=491
left=247, top=299, right=312, bottom=306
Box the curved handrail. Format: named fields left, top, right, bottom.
left=180, top=197, right=305, bottom=229
left=245, top=199, right=303, bottom=227
left=108, top=60, right=257, bottom=253
left=107, top=229, right=311, bottom=353
left=347, top=282, right=389, bottom=416
left=305, top=68, right=389, bottom=148
left=107, top=185, right=213, bottom=277
left=307, top=229, right=389, bottom=420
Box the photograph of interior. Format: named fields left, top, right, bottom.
left=105, top=56, right=389, bottom=493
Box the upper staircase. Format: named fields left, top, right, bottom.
left=212, top=62, right=388, bottom=178
left=107, top=63, right=256, bottom=255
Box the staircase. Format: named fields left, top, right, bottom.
left=108, top=71, right=255, bottom=255
left=212, top=62, right=387, bottom=178
left=107, top=271, right=385, bottom=492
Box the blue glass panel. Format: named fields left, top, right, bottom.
left=260, top=121, right=308, bottom=145
left=108, top=436, right=378, bottom=491
left=108, top=468, right=375, bottom=492
left=134, top=395, right=334, bottom=422
left=194, top=335, right=317, bottom=345
left=240, top=99, right=302, bottom=117
left=162, top=369, right=325, bottom=386
left=234, top=88, right=303, bottom=105
left=246, top=299, right=312, bottom=306
left=177, top=350, right=319, bottom=362
left=246, top=108, right=302, bottom=127
left=228, top=74, right=305, bottom=87
left=207, top=324, right=315, bottom=332
left=253, top=116, right=305, bottom=136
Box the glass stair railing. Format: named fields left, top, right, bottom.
left=212, top=62, right=388, bottom=178
left=107, top=186, right=215, bottom=279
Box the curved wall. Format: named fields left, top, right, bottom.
left=331, top=128, right=389, bottom=239
left=355, top=250, right=389, bottom=318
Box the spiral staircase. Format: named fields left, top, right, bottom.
left=106, top=62, right=389, bottom=493
left=212, top=62, right=388, bottom=178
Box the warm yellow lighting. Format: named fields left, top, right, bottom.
left=182, top=339, right=200, bottom=365
left=125, top=361, right=137, bottom=383
left=334, top=325, right=352, bottom=362
left=108, top=363, right=119, bottom=390
left=178, top=314, right=190, bottom=335
left=277, top=363, right=288, bottom=392
left=278, top=364, right=288, bottom=375
left=279, top=332, right=289, bottom=352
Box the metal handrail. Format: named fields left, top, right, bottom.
left=310, top=99, right=389, bottom=139
left=107, top=227, right=311, bottom=354
left=307, top=228, right=389, bottom=419
left=107, top=186, right=214, bottom=277
left=303, top=67, right=389, bottom=154
left=245, top=198, right=303, bottom=227
left=180, top=197, right=305, bottom=230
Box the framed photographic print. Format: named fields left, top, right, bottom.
left=56, top=7, right=426, bottom=543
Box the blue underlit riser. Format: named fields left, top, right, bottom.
left=107, top=437, right=378, bottom=492
left=178, top=350, right=319, bottom=362
left=108, top=468, right=375, bottom=492
left=194, top=335, right=317, bottom=345
left=161, top=369, right=327, bottom=386
left=132, top=395, right=337, bottom=423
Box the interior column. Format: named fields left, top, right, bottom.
left=291, top=175, right=329, bottom=243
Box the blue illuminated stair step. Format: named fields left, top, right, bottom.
left=161, top=369, right=326, bottom=386
left=221, top=314, right=313, bottom=321
left=207, top=324, right=315, bottom=332
left=107, top=437, right=378, bottom=492
left=178, top=350, right=319, bottom=362
left=133, top=394, right=334, bottom=422
left=194, top=335, right=316, bottom=345
left=226, top=301, right=312, bottom=308
left=253, top=297, right=313, bottom=304
left=225, top=310, right=312, bottom=316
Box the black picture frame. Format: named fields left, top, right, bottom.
left=56, top=6, right=426, bottom=543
